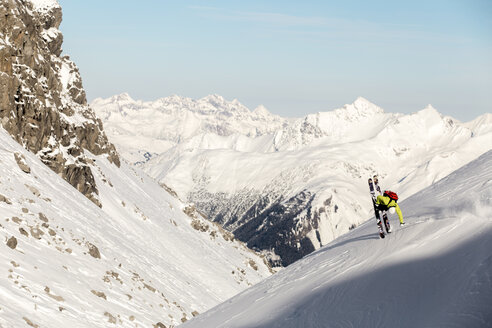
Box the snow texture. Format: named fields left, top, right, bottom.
left=0, top=126, right=272, bottom=328
left=181, top=150, right=492, bottom=328
left=28, top=0, right=60, bottom=12
left=92, top=95, right=492, bottom=264
left=91, top=93, right=287, bottom=163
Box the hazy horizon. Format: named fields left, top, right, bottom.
left=58, top=0, right=491, bottom=121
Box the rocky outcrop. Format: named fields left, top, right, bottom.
left=14, top=152, right=31, bottom=173
left=6, top=236, right=17, bottom=249
left=0, top=0, right=119, bottom=206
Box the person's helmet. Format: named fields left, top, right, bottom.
left=389, top=207, right=396, bottom=214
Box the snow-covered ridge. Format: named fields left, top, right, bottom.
left=333, top=96, right=384, bottom=119
left=91, top=93, right=287, bottom=162
left=90, top=94, right=389, bottom=162
left=93, top=94, right=492, bottom=266
left=182, top=150, right=492, bottom=328
left=271, top=97, right=390, bottom=151
left=92, top=93, right=283, bottom=124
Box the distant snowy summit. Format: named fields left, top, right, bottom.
left=91, top=94, right=392, bottom=160
left=271, top=96, right=389, bottom=151
left=92, top=93, right=286, bottom=134
left=335, top=96, right=385, bottom=118
left=91, top=92, right=490, bottom=175
left=92, top=92, right=492, bottom=266
left=91, top=93, right=288, bottom=162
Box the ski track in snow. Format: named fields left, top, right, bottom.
left=181, top=150, right=492, bottom=328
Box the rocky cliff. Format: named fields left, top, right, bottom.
left=0, top=0, right=119, bottom=206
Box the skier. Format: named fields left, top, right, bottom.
left=369, top=176, right=389, bottom=237
left=374, top=190, right=405, bottom=237
left=369, top=176, right=405, bottom=238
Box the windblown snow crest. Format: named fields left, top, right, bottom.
left=93, top=94, right=492, bottom=267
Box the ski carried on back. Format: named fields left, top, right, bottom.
left=368, top=175, right=391, bottom=239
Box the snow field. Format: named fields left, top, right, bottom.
left=0, top=127, right=272, bottom=328
left=181, top=150, right=492, bottom=328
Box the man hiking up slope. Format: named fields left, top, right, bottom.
left=374, top=190, right=405, bottom=238
left=369, top=176, right=405, bottom=238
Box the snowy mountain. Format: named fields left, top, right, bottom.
left=91, top=93, right=288, bottom=163
left=0, top=1, right=272, bottom=327
left=92, top=94, right=492, bottom=267
left=0, top=122, right=272, bottom=327
left=181, top=150, right=492, bottom=328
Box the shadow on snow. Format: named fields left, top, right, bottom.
left=252, top=229, right=492, bottom=328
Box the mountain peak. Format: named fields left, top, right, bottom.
left=336, top=97, right=384, bottom=118
left=110, top=93, right=134, bottom=103
left=158, top=94, right=191, bottom=103
left=416, top=104, right=441, bottom=118
left=253, top=105, right=271, bottom=116
left=423, top=104, right=437, bottom=111
left=202, top=94, right=226, bottom=104
left=352, top=97, right=382, bottom=111
left=353, top=96, right=373, bottom=105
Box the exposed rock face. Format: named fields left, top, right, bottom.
left=234, top=190, right=318, bottom=267
left=0, top=0, right=119, bottom=206
left=191, top=188, right=319, bottom=267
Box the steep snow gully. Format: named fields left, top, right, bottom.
left=182, top=150, right=492, bottom=328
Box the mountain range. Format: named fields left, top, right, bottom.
left=92, top=93, right=492, bottom=266
left=2, top=0, right=491, bottom=326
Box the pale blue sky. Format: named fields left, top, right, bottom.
left=58, top=0, right=491, bottom=121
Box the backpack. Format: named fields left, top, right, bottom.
left=383, top=190, right=398, bottom=201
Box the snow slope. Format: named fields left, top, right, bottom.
left=181, top=150, right=492, bottom=328
left=92, top=95, right=492, bottom=267
left=0, top=126, right=272, bottom=328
